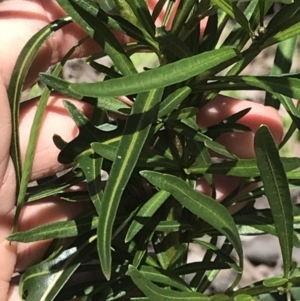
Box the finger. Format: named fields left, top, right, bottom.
left=19, top=93, right=93, bottom=180
left=197, top=95, right=284, bottom=158
left=7, top=285, right=21, bottom=301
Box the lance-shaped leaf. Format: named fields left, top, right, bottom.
left=9, top=17, right=75, bottom=233
left=127, top=265, right=210, bottom=301
left=97, top=89, right=164, bottom=280
left=265, top=36, right=297, bottom=108
left=171, top=261, right=230, bottom=275
left=158, top=86, right=192, bottom=118
left=57, top=100, right=102, bottom=164
left=197, top=75, right=300, bottom=101
left=140, top=171, right=243, bottom=273
left=235, top=214, right=300, bottom=248
left=254, top=126, right=293, bottom=278
left=126, top=190, right=170, bottom=242
left=40, top=47, right=239, bottom=98
left=57, top=0, right=137, bottom=76
left=263, top=12, right=300, bottom=48
left=155, top=27, right=192, bottom=59
left=92, top=142, right=179, bottom=171
left=8, top=16, right=72, bottom=187
left=74, top=149, right=103, bottom=215
left=154, top=220, right=193, bottom=232
left=212, top=0, right=234, bottom=19
left=212, top=0, right=254, bottom=38
left=115, top=0, right=155, bottom=38
left=186, top=157, right=300, bottom=177
left=265, top=1, right=300, bottom=38
left=230, top=0, right=294, bottom=3
left=26, top=169, right=84, bottom=202
left=139, top=265, right=192, bottom=292
left=7, top=215, right=98, bottom=242
left=191, top=239, right=241, bottom=273
left=97, top=1, right=158, bottom=49
left=19, top=236, right=96, bottom=301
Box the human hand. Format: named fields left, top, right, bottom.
left=0, top=1, right=103, bottom=299
left=0, top=1, right=283, bottom=300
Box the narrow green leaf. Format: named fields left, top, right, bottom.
left=139, top=265, right=192, bottom=292
left=57, top=0, right=137, bottom=75
left=172, top=262, right=231, bottom=275
left=126, top=190, right=170, bottom=242
left=235, top=215, right=300, bottom=248
left=169, top=119, right=236, bottom=159
left=159, top=87, right=192, bottom=118
left=115, top=0, right=155, bottom=38
left=140, top=171, right=243, bottom=272
left=187, top=157, right=300, bottom=177
left=98, top=89, right=164, bottom=280
left=155, top=27, right=192, bottom=59
left=27, top=169, right=83, bottom=202
left=192, top=240, right=241, bottom=273
left=127, top=265, right=210, bottom=301
left=168, top=107, right=198, bottom=120
left=41, top=48, right=239, bottom=98
left=221, top=1, right=264, bottom=50
left=170, top=0, right=196, bottom=35
left=95, top=96, right=131, bottom=115
left=265, top=1, right=300, bottom=37
left=19, top=236, right=96, bottom=301
left=275, top=93, right=300, bottom=121
left=74, top=149, right=103, bottom=215
left=190, top=236, right=217, bottom=291
left=263, top=276, right=289, bottom=288
left=92, top=142, right=179, bottom=171
left=9, top=17, right=75, bottom=233
left=56, top=100, right=117, bottom=164
left=254, top=126, right=293, bottom=277
left=201, top=75, right=300, bottom=101
left=8, top=17, right=72, bottom=188
left=231, top=2, right=255, bottom=38
left=203, top=141, right=235, bottom=159
left=212, top=0, right=234, bottom=19
left=98, top=0, right=118, bottom=13
left=231, top=0, right=294, bottom=3
left=7, top=215, right=98, bottom=242
left=95, top=3, right=158, bottom=50
left=263, top=13, right=300, bottom=48
left=234, top=294, right=256, bottom=301
left=265, top=37, right=298, bottom=108
left=155, top=221, right=193, bottom=232
left=40, top=71, right=83, bottom=99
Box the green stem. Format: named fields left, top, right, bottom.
left=211, top=277, right=300, bottom=301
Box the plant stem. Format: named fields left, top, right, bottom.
left=211, top=277, right=300, bottom=301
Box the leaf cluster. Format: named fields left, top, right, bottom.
left=7, top=0, right=300, bottom=300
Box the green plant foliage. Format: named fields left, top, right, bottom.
left=254, top=126, right=294, bottom=277
left=8, top=0, right=300, bottom=300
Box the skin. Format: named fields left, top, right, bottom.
left=0, top=1, right=283, bottom=300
